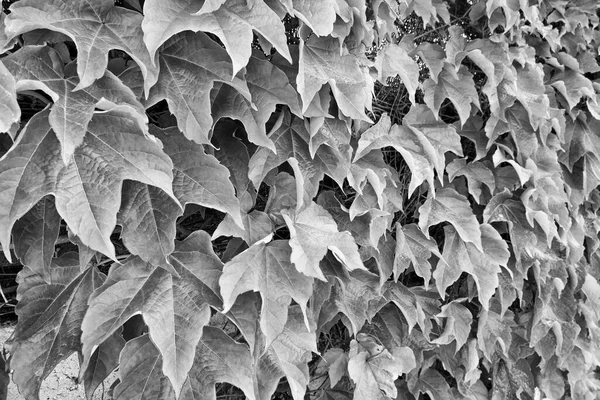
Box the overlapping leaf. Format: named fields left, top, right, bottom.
left=298, top=34, right=372, bottom=121
left=150, top=125, right=242, bottom=227
left=211, top=54, right=301, bottom=150
left=81, top=231, right=223, bottom=396
left=6, top=253, right=104, bottom=399
left=145, top=31, right=251, bottom=145
left=11, top=196, right=60, bottom=275
left=220, top=238, right=313, bottom=346
left=117, top=181, right=182, bottom=265
left=4, top=0, right=158, bottom=92
left=0, top=108, right=175, bottom=260
left=0, top=60, right=19, bottom=133
left=435, top=224, right=509, bottom=307
left=143, top=0, right=290, bottom=76
left=2, top=45, right=146, bottom=161
left=249, top=112, right=350, bottom=208
left=283, top=202, right=365, bottom=281
left=354, top=114, right=437, bottom=196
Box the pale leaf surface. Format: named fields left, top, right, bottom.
left=117, top=181, right=182, bottom=265
left=0, top=108, right=174, bottom=260
left=82, top=231, right=223, bottom=396
left=381, top=282, right=440, bottom=336
left=4, top=0, right=158, bottom=92
left=2, top=45, right=145, bottom=161
left=151, top=125, right=242, bottom=227
left=180, top=326, right=255, bottom=400
left=418, top=187, right=482, bottom=251
left=431, top=300, right=472, bottom=350
left=283, top=202, right=365, bottom=281
left=423, top=64, right=480, bottom=126
left=255, top=306, right=317, bottom=400
left=146, top=31, right=251, bottom=145
left=0, top=60, right=19, bottom=133
left=249, top=112, right=350, bottom=206
left=114, top=335, right=176, bottom=400
left=435, top=224, right=508, bottom=307
left=212, top=210, right=273, bottom=246
left=403, top=104, right=463, bottom=180
left=211, top=55, right=301, bottom=150
left=54, top=110, right=175, bottom=259
left=279, top=0, right=338, bottom=36
left=299, top=34, right=371, bottom=120
left=446, top=158, right=495, bottom=203
left=354, top=114, right=437, bottom=196
left=318, top=255, right=381, bottom=334
left=220, top=239, right=313, bottom=346
left=144, top=0, right=290, bottom=76
left=395, top=223, right=443, bottom=287
left=375, top=43, right=419, bottom=104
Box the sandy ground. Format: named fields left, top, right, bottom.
left=0, top=324, right=117, bottom=400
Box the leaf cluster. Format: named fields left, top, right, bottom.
left=1, top=0, right=600, bottom=399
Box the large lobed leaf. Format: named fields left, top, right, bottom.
left=0, top=108, right=176, bottom=260
left=4, top=0, right=158, bottom=93
left=81, top=231, right=223, bottom=396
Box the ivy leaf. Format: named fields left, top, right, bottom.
left=2, top=45, right=146, bottom=162
left=219, top=239, right=313, bottom=347
left=143, top=0, right=290, bottom=77
left=180, top=326, right=255, bottom=400
left=113, top=334, right=176, bottom=400
left=81, top=231, right=223, bottom=396
left=117, top=181, right=182, bottom=266
left=381, top=282, right=440, bottom=337
left=354, top=114, right=437, bottom=196
left=436, top=224, right=508, bottom=307
left=403, top=105, right=463, bottom=182
left=0, top=61, right=19, bottom=133
left=279, top=0, right=338, bottom=36
left=5, top=253, right=105, bottom=400
left=309, top=117, right=352, bottom=158
left=316, top=348, right=348, bottom=387
left=446, top=158, right=495, bottom=203
left=212, top=210, right=274, bottom=246
left=409, top=368, right=452, bottom=399
left=348, top=344, right=404, bottom=400
left=211, top=54, right=301, bottom=150
left=483, top=190, right=546, bottom=271
left=423, top=64, right=480, bottom=126
left=254, top=305, right=317, bottom=400
left=477, top=300, right=514, bottom=361
left=317, top=256, right=381, bottom=334
left=0, top=108, right=175, bottom=261
left=82, top=330, right=126, bottom=399
left=375, top=43, right=419, bottom=104
left=4, top=0, right=157, bottom=92
left=248, top=112, right=350, bottom=209
left=151, top=125, right=243, bottom=228
left=146, top=31, right=252, bottom=145
left=418, top=187, right=483, bottom=252
left=415, top=42, right=445, bottom=82
left=283, top=202, right=365, bottom=281
left=298, top=34, right=372, bottom=121
left=395, top=223, right=443, bottom=287
left=431, top=300, right=473, bottom=350
left=213, top=125, right=254, bottom=209
left=12, top=196, right=60, bottom=275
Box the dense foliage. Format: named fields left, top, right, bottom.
left=1, top=0, right=600, bottom=399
